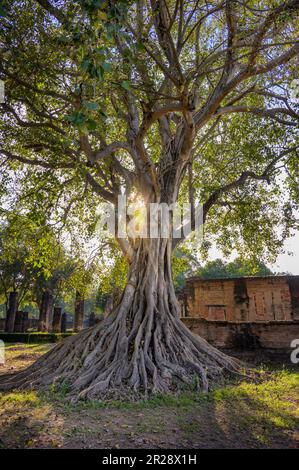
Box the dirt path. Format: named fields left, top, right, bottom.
left=0, top=343, right=298, bottom=449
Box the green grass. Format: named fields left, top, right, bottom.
left=0, top=391, right=41, bottom=406
left=0, top=343, right=298, bottom=448
left=4, top=343, right=53, bottom=352
left=40, top=368, right=298, bottom=416
left=0, top=370, right=299, bottom=447
left=0, top=368, right=299, bottom=410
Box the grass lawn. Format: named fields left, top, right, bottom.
left=0, top=343, right=298, bottom=449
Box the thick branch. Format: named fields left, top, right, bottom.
left=214, top=105, right=298, bottom=126
left=0, top=149, right=74, bottom=169
left=85, top=172, right=116, bottom=204
left=35, top=0, right=69, bottom=26
left=93, top=142, right=136, bottom=162
left=203, top=146, right=298, bottom=217
left=173, top=146, right=297, bottom=249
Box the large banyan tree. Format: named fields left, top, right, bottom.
left=0, top=0, right=298, bottom=398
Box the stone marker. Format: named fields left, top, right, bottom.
left=89, top=311, right=96, bottom=327
left=74, top=291, right=84, bottom=332
left=14, top=311, right=24, bottom=333
left=22, top=312, right=29, bottom=332
left=5, top=291, right=18, bottom=333
left=61, top=312, right=67, bottom=333
left=52, top=307, right=62, bottom=333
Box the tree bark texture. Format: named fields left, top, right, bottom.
left=61, top=312, right=67, bottom=333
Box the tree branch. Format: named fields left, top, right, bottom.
left=203, top=146, right=298, bottom=217
left=0, top=149, right=74, bottom=169
left=34, top=0, right=69, bottom=26
left=173, top=146, right=298, bottom=249
left=214, top=105, right=298, bottom=126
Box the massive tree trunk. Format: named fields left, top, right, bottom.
left=0, top=237, right=241, bottom=399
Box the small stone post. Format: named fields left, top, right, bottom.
left=14, top=311, right=24, bottom=333
left=52, top=307, right=62, bottom=333
left=61, top=312, right=67, bottom=333
left=22, top=312, right=29, bottom=332
left=5, top=291, right=18, bottom=333
left=74, top=291, right=84, bottom=332
left=89, top=311, right=96, bottom=327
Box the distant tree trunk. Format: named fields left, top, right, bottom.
left=52, top=307, right=62, bottom=333
left=88, top=312, right=96, bottom=327
left=5, top=291, right=18, bottom=333
left=38, top=290, right=53, bottom=332
left=103, top=295, right=114, bottom=318
left=22, top=312, right=29, bottom=332
left=61, top=312, right=67, bottom=333
left=14, top=311, right=24, bottom=333
left=74, top=291, right=84, bottom=332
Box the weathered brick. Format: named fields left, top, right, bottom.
left=184, top=275, right=298, bottom=323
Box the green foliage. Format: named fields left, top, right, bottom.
left=172, top=247, right=199, bottom=289
left=95, top=240, right=128, bottom=304
left=0, top=211, right=97, bottom=313
left=194, top=257, right=274, bottom=279
left=0, top=212, right=62, bottom=304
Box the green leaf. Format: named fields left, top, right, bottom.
left=98, top=109, right=108, bottom=120
left=80, top=57, right=91, bottom=72
left=101, top=62, right=111, bottom=72
left=98, top=11, right=108, bottom=21
left=64, top=112, right=86, bottom=126
left=86, top=119, right=98, bottom=131
left=64, top=114, right=76, bottom=122
left=136, top=41, right=145, bottom=52
left=83, top=101, right=99, bottom=111
left=0, top=4, right=8, bottom=17
left=120, top=80, right=130, bottom=91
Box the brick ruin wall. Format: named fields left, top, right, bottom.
left=181, top=276, right=299, bottom=352
left=184, top=276, right=299, bottom=322
left=182, top=317, right=299, bottom=352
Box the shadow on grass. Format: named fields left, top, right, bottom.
left=0, top=368, right=298, bottom=449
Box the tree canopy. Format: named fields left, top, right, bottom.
left=0, top=0, right=298, bottom=263
left=0, top=0, right=298, bottom=399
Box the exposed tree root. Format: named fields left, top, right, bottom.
left=0, top=315, right=243, bottom=400
left=0, top=239, right=247, bottom=401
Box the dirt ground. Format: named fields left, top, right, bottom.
left=0, top=343, right=298, bottom=449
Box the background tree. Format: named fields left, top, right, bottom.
left=194, top=257, right=274, bottom=279
left=0, top=210, right=97, bottom=330
left=0, top=0, right=298, bottom=398
left=0, top=213, right=56, bottom=309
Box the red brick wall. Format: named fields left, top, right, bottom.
left=185, top=276, right=298, bottom=322
left=182, top=317, right=299, bottom=351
